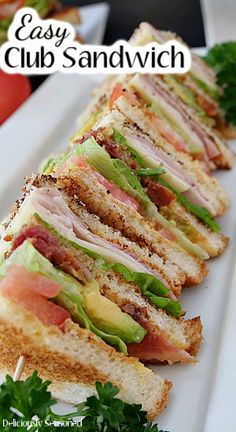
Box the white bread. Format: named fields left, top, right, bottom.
left=129, top=22, right=234, bottom=142
left=68, top=200, right=185, bottom=296
left=160, top=201, right=229, bottom=258
left=28, top=174, right=185, bottom=296
left=151, top=75, right=235, bottom=170
left=0, top=293, right=171, bottom=419
left=56, top=167, right=208, bottom=287
left=113, top=95, right=229, bottom=216
left=8, top=215, right=202, bottom=364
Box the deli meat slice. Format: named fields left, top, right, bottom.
left=128, top=329, right=193, bottom=363
left=143, top=75, right=220, bottom=160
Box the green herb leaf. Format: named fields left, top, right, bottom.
left=205, top=42, right=236, bottom=125
left=0, top=373, right=169, bottom=432
left=0, top=372, right=54, bottom=427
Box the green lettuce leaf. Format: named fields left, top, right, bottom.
left=35, top=215, right=182, bottom=318
left=74, top=137, right=152, bottom=211
left=112, top=129, right=146, bottom=167
left=190, top=73, right=219, bottom=100
left=0, top=241, right=145, bottom=354
left=112, top=159, right=152, bottom=210
left=158, top=178, right=220, bottom=233
left=136, top=167, right=166, bottom=178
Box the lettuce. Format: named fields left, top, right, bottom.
left=74, top=137, right=152, bottom=210
left=112, top=129, right=146, bottom=167
left=136, top=167, right=165, bottom=177
left=35, top=215, right=182, bottom=318
left=158, top=178, right=220, bottom=233
left=112, top=159, right=152, bottom=210
left=0, top=241, right=147, bottom=353
left=136, top=166, right=220, bottom=233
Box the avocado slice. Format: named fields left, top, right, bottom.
left=83, top=285, right=146, bottom=344
left=0, top=241, right=146, bottom=353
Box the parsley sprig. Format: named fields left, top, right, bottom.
left=0, top=372, right=169, bottom=431
left=205, top=42, right=236, bottom=126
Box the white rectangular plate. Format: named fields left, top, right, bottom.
left=0, top=63, right=235, bottom=432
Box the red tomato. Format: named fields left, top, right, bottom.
left=0, top=0, right=24, bottom=19
left=0, top=70, right=31, bottom=125
left=109, top=83, right=138, bottom=109
left=93, top=169, right=141, bottom=213
left=0, top=264, right=70, bottom=329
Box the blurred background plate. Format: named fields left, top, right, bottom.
left=75, top=2, right=110, bottom=44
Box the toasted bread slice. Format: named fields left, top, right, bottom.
left=113, top=96, right=229, bottom=216
left=160, top=201, right=229, bottom=258
left=56, top=168, right=208, bottom=287
left=3, top=205, right=202, bottom=364
left=0, top=294, right=171, bottom=419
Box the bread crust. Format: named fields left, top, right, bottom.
left=185, top=316, right=202, bottom=357
left=56, top=169, right=208, bottom=287
left=0, top=295, right=172, bottom=419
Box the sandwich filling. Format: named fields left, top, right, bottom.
left=48, top=135, right=220, bottom=259
left=0, top=209, right=201, bottom=363
left=0, top=186, right=181, bottom=316
left=0, top=239, right=146, bottom=354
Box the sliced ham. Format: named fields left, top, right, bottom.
left=0, top=264, right=69, bottom=329
left=123, top=305, right=192, bottom=363
left=7, top=187, right=171, bottom=292
left=146, top=75, right=220, bottom=160
left=128, top=329, right=192, bottom=363
left=147, top=111, right=189, bottom=153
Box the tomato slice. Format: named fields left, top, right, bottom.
left=148, top=111, right=189, bottom=153
left=0, top=264, right=70, bottom=329
left=109, top=83, right=138, bottom=109
left=0, top=70, right=31, bottom=125
left=93, top=169, right=141, bottom=212
left=55, top=155, right=141, bottom=213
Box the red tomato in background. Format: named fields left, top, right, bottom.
left=0, top=70, right=32, bottom=125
